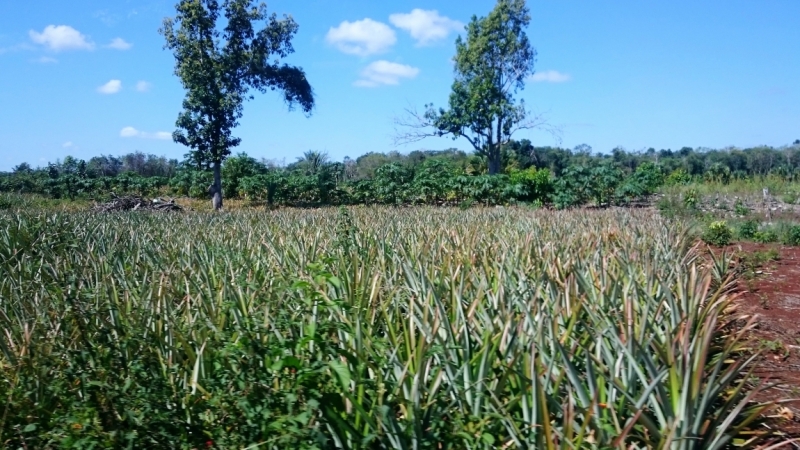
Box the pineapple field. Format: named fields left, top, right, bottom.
left=0, top=206, right=792, bottom=448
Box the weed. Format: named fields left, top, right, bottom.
left=703, top=220, right=733, bottom=246
left=738, top=220, right=760, bottom=240
left=734, top=199, right=750, bottom=216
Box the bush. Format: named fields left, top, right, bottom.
left=703, top=221, right=733, bottom=246
left=734, top=200, right=750, bottom=216
left=684, top=189, right=699, bottom=209
left=665, top=169, right=691, bottom=186
left=737, top=220, right=760, bottom=240
left=508, top=167, right=552, bottom=203
left=784, top=225, right=800, bottom=246
left=754, top=229, right=779, bottom=244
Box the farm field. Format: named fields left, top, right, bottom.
left=0, top=206, right=793, bottom=448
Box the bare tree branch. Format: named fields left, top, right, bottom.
left=507, top=110, right=563, bottom=147
left=393, top=105, right=490, bottom=154
left=392, top=106, right=440, bottom=146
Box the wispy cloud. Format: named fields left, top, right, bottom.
left=135, top=81, right=152, bottom=92
left=29, top=25, right=94, bottom=51
left=389, top=9, right=463, bottom=46
left=97, top=79, right=122, bottom=94
left=120, top=127, right=171, bottom=140
left=326, top=19, right=396, bottom=56
left=93, top=10, right=119, bottom=26
left=106, top=38, right=132, bottom=50
left=355, top=60, right=419, bottom=87
left=0, top=43, right=35, bottom=55
left=529, top=70, right=571, bottom=83
left=63, top=141, right=74, bottom=148
left=34, top=56, right=58, bottom=64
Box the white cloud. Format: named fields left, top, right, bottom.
left=29, top=25, right=94, bottom=51
left=389, top=9, right=463, bottom=46
left=325, top=19, right=396, bottom=56
left=529, top=70, right=571, bottom=83
left=106, top=38, right=132, bottom=50
left=135, top=81, right=152, bottom=92
left=97, top=79, right=122, bottom=94
left=63, top=141, right=74, bottom=148
left=120, top=127, right=171, bottom=140
left=355, top=60, right=419, bottom=87
left=35, top=56, right=58, bottom=64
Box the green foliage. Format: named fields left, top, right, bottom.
left=0, top=209, right=782, bottom=447
left=703, top=220, right=733, bottom=246
left=160, top=0, right=314, bottom=209
left=411, top=159, right=456, bottom=204
left=737, top=219, right=760, bottom=240
left=754, top=228, right=779, bottom=243
left=7, top=141, right=800, bottom=211
left=508, top=166, right=552, bottom=203
left=374, top=163, right=413, bottom=205
left=684, top=188, right=699, bottom=208
left=616, top=161, right=664, bottom=203
left=666, top=169, right=692, bottom=186
left=785, top=225, right=800, bottom=246
left=405, top=0, right=538, bottom=174
left=734, top=199, right=750, bottom=216
left=551, top=162, right=625, bottom=208
left=221, top=152, right=267, bottom=197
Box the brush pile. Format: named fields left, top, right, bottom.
left=91, top=194, right=183, bottom=212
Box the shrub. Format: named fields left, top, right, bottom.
left=784, top=225, right=800, bottom=246
left=783, top=191, right=799, bottom=205
left=737, top=220, right=759, bottom=240
left=754, top=229, right=779, bottom=244
left=666, top=169, right=691, bottom=186
left=684, top=188, right=699, bottom=209
left=508, top=167, right=552, bottom=203
left=734, top=199, right=750, bottom=216
left=703, top=221, right=733, bottom=246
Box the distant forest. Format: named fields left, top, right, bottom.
left=3, top=140, right=800, bottom=208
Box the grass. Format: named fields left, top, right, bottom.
left=662, top=176, right=800, bottom=199
left=0, top=206, right=788, bottom=448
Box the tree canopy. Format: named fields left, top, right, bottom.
left=396, top=0, right=557, bottom=174
left=160, top=0, right=314, bottom=210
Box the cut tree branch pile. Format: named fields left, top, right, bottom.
left=92, top=195, right=184, bottom=213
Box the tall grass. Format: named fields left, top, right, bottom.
left=0, top=207, right=781, bottom=448
left=662, top=176, right=800, bottom=201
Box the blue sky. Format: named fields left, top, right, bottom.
left=0, top=0, right=798, bottom=171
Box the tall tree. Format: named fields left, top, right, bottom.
left=161, top=0, right=314, bottom=210
left=395, top=0, right=557, bottom=174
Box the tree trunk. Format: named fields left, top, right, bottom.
left=211, top=160, right=223, bottom=211
left=487, top=148, right=502, bottom=175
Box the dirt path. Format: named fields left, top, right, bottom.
left=727, top=243, right=800, bottom=436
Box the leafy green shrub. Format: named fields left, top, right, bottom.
left=508, top=167, right=552, bottom=203
left=737, top=220, right=760, bottom=240
left=684, top=188, right=699, bottom=209
left=783, top=225, right=800, bottom=246
left=734, top=199, right=750, bottom=216
left=754, top=229, right=779, bottom=243
left=665, top=169, right=691, bottom=186
left=703, top=221, right=733, bottom=246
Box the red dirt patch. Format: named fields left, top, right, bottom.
left=727, top=243, right=800, bottom=436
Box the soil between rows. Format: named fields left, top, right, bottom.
left=723, top=243, right=800, bottom=436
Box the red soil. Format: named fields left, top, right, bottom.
left=726, top=243, right=800, bottom=436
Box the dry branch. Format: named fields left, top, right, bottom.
left=91, top=194, right=183, bottom=213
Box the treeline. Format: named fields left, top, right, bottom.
left=3, top=141, right=800, bottom=208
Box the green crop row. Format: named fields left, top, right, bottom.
left=0, top=208, right=783, bottom=448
